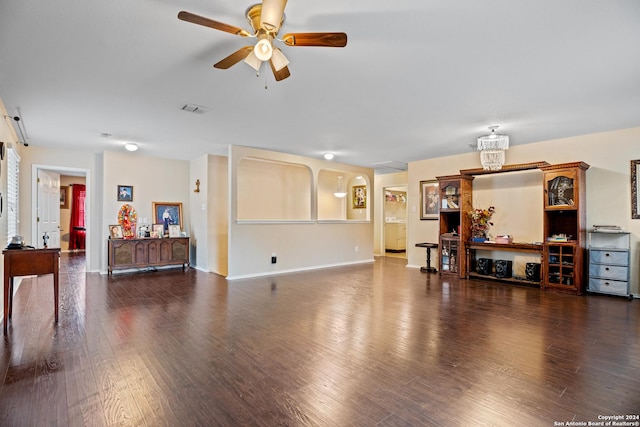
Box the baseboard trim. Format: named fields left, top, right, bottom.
left=226, top=259, right=375, bottom=281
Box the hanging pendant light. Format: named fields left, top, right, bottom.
left=334, top=176, right=347, bottom=198
left=477, top=125, right=509, bottom=170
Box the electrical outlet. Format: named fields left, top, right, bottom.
left=271, top=252, right=277, bottom=264
left=355, top=246, right=359, bottom=252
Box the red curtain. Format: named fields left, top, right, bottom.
left=68, top=184, right=86, bottom=250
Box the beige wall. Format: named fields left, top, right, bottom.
left=408, top=126, right=640, bottom=295
left=101, top=151, right=190, bottom=272
left=228, top=146, right=375, bottom=279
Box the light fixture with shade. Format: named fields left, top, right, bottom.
left=270, top=47, right=289, bottom=71
left=477, top=125, right=509, bottom=170
left=323, top=152, right=334, bottom=160
left=334, top=176, right=347, bottom=198
left=124, top=142, right=139, bottom=152
left=253, top=37, right=273, bottom=61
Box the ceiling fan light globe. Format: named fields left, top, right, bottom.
left=244, top=50, right=262, bottom=71
left=271, top=48, right=289, bottom=72
left=254, top=39, right=273, bottom=61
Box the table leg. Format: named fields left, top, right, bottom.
left=4, top=273, right=9, bottom=335
left=54, top=262, right=59, bottom=323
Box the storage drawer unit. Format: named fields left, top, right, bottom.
left=587, top=231, right=631, bottom=298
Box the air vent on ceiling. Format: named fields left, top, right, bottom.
left=372, top=160, right=408, bottom=172
left=180, top=104, right=210, bottom=114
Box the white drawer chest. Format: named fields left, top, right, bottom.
left=587, top=230, right=631, bottom=299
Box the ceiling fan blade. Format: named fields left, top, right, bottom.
left=282, top=32, right=347, bottom=47
left=178, top=11, right=251, bottom=37
left=214, top=46, right=254, bottom=69
left=260, top=0, right=287, bottom=32
left=269, top=59, right=291, bottom=81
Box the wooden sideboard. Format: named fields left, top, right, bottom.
left=107, top=237, right=190, bottom=275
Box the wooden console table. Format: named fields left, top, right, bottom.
left=3, top=248, right=60, bottom=334
left=465, top=241, right=543, bottom=286
left=108, top=237, right=190, bottom=275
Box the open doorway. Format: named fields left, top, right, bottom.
left=32, top=164, right=90, bottom=270
left=383, top=185, right=407, bottom=258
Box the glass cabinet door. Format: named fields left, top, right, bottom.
left=544, top=170, right=577, bottom=209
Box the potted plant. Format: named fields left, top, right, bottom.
left=470, top=206, right=495, bottom=242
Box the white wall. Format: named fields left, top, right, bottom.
left=19, top=147, right=100, bottom=270
left=101, top=150, right=190, bottom=272
left=228, top=146, right=374, bottom=279
left=408, top=126, right=640, bottom=295
left=190, top=155, right=208, bottom=271
left=207, top=155, right=228, bottom=276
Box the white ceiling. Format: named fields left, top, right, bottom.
left=1, top=1, right=639, bottom=172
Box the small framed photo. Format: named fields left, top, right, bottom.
left=153, top=224, right=164, bottom=237
left=60, top=186, right=69, bottom=209
left=420, top=180, right=439, bottom=220
left=109, top=224, right=124, bottom=239
left=117, top=185, right=133, bottom=202
left=168, top=224, right=181, bottom=238
left=353, top=185, right=367, bottom=209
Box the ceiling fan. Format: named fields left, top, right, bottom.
left=178, top=0, right=347, bottom=82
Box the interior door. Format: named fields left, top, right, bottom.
left=37, top=169, right=61, bottom=248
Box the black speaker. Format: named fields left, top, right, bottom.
left=476, top=258, right=492, bottom=275
left=525, top=262, right=541, bottom=282
left=495, top=260, right=512, bottom=278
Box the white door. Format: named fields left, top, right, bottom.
left=37, top=169, right=61, bottom=248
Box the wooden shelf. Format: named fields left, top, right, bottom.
left=460, top=161, right=550, bottom=176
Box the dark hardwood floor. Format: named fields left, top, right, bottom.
left=1, top=253, right=639, bottom=426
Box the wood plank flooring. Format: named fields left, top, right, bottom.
left=1, top=253, right=639, bottom=426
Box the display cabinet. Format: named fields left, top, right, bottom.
left=540, top=162, right=589, bottom=294
left=108, top=237, right=190, bottom=275
left=587, top=231, right=631, bottom=298
left=436, top=174, right=473, bottom=277
left=440, top=236, right=459, bottom=274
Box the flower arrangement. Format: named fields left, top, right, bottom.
left=470, top=206, right=495, bottom=239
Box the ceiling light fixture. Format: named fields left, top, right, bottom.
left=124, top=142, right=139, bottom=152
left=334, top=176, right=347, bottom=198
left=324, top=153, right=335, bottom=160
left=270, top=48, right=289, bottom=72
left=254, top=37, right=273, bottom=62
left=477, top=125, right=509, bottom=171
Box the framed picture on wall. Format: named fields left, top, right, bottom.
left=420, top=180, right=439, bottom=220
left=152, top=202, right=183, bottom=234
left=60, top=186, right=69, bottom=209
left=353, top=185, right=366, bottom=209
left=117, top=185, right=133, bottom=202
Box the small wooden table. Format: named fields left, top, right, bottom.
left=3, top=248, right=60, bottom=334
left=415, top=242, right=438, bottom=273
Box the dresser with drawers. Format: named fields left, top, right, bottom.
left=587, top=230, right=631, bottom=299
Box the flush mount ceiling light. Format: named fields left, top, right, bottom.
left=323, top=153, right=334, bottom=160
left=124, top=142, right=139, bottom=152
left=334, top=176, right=347, bottom=198
left=477, top=125, right=509, bottom=170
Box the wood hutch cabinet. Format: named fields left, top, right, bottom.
left=436, top=174, right=474, bottom=277
left=541, top=162, right=589, bottom=294
left=108, top=237, right=190, bottom=275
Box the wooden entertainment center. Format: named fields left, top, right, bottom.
left=108, top=237, right=190, bottom=275
left=437, top=161, right=590, bottom=295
